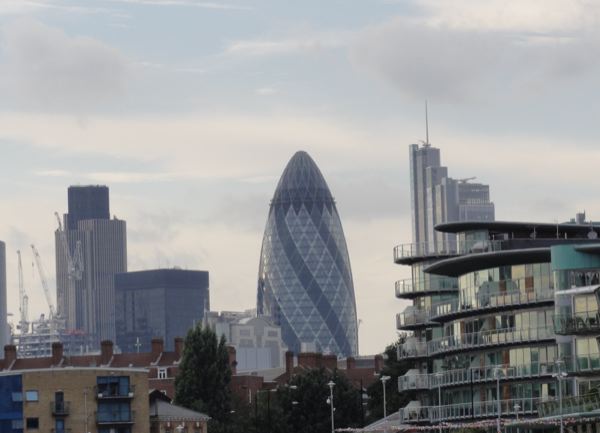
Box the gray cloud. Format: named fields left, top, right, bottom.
left=349, top=17, right=600, bottom=102
left=0, top=19, right=128, bottom=112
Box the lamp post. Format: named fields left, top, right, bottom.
left=327, top=380, right=335, bottom=433
left=380, top=375, right=391, bottom=419
left=436, top=372, right=443, bottom=433
left=494, top=367, right=503, bottom=433
left=514, top=403, right=520, bottom=433
left=553, top=360, right=568, bottom=433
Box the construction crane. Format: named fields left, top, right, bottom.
left=30, top=244, right=56, bottom=319
left=457, top=177, right=477, bottom=183
left=16, top=250, right=29, bottom=334
left=54, top=212, right=83, bottom=280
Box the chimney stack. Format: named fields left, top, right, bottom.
left=3, top=344, right=16, bottom=366
left=285, top=351, right=294, bottom=377
left=151, top=338, right=164, bottom=357
left=174, top=337, right=184, bottom=358
left=51, top=342, right=64, bottom=365
left=346, top=356, right=356, bottom=370
left=100, top=340, right=113, bottom=365
left=374, top=354, right=384, bottom=373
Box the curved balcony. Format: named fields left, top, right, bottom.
left=396, top=307, right=438, bottom=331
left=538, top=394, right=600, bottom=418
left=399, top=362, right=557, bottom=393
left=554, top=310, right=600, bottom=335
left=394, top=240, right=458, bottom=265
left=395, top=277, right=458, bottom=300
left=398, top=370, right=429, bottom=392
left=397, top=338, right=428, bottom=360
left=427, top=326, right=554, bottom=356
left=431, top=286, right=554, bottom=322
left=399, top=397, right=542, bottom=424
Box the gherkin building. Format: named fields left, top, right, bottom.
left=257, top=151, right=359, bottom=357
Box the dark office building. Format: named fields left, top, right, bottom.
left=115, top=269, right=210, bottom=352
left=66, top=185, right=110, bottom=229
left=56, top=185, right=126, bottom=349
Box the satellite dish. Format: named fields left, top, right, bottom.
left=588, top=230, right=598, bottom=239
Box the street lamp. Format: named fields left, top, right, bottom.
left=436, top=372, right=443, bottom=433
left=380, top=375, right=391, bottom=419
left=494, top=367, right=503, bottom=433
left=513, top=403, right=520, bottom=433
left=553, top=360, right=568, bottom=433
left=327, top=380, right=335, bottom=433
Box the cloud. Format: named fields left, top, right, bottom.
left=225, top=31, right=351, bottom=56
left=349, top=14, right=600, bottom=102
left=0, top=19, right=128, bottom=112
left=106, top=0, right=252, bottom=10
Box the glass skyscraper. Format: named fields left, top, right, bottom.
left=257, top=151, right=359, bottom=357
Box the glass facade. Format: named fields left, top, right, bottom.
left=257, top=151, right=358, bottom=357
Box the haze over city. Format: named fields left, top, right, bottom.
left=2, top=0, right=600, bottom=355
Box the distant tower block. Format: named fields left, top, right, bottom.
left=257, top=151, right=359, bottom=357
left=0, top=241, right=7, bottom=348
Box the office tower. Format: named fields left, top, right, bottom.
left=115, top=269, right=209, bottom=353
left=394, top=216, right=600, bottom=426
left=257, top=151, right=359, bottom=357
left=409, top=143, right=495, bottom=252
left=66, top=185, right=109, bottom=229
left=0, top=241, right=7, bottom=348
left=55, top=186, right=126, bottom=348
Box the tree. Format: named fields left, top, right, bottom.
left=252, top=368, right=363, bottom=433
left=174, top=324, right=232, bottom=426
left=366, top=336, right=412, bottom=423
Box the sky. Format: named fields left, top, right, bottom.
left=2, top=0, right=600, bottom=354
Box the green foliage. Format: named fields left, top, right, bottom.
left=236, top=367, right=363, bottom=433
left=366, top=337, right=412, bottom=423
left=174, top=325, right=232, bottom=424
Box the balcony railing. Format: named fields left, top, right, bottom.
left=395, top=277, right=458, bottom=299
left=538, top=394, right=600, bottom=417
left=399, top=362, right=558, bottom=392
left=96, top=410, right=135, bottom=424
left=428, top=326, right=554, bottom=356
left=397, top=339, right=428, bottom=360
left=394, top=240, right=458, bottom=263
left=399, top=397, right=542, bottom=424
left=431, top=286, right=554, bottom=320
left=554, top=310, right=600, bottom=335
left=51, top=401, right=70, bottom=416
left=396, top=308, right=434, bottom=330
left=564, top=354, right=600, bottom=373
left=95, top=385, right=135, bottom=399
left=398, top=373, right=429, bottom=392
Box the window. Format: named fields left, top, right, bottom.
left=12, top=420, right=23, bottom=429
left=158, top=368, right=168, bottom=379
left=25, top=390, right=39, bottom=402
left=12, top=392, right=22, bottom=402
left=97, top=376, right=131, bottom=397
left=26, top=418, right=39, bottom=429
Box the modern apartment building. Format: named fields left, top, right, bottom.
left=56, top=185, right=127, bottom=348
left=257, top=151, right=359, bottom=357
left=409, top=143, right=495, bottom=252
left=115, top=268, right=210, bottom=353
left=0, top=365, right=149, bottom=433
left=395, top=219, right=600, bottom=427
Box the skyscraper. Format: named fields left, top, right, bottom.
left=0, top=241, right=7, bottom=349
left=115, top=268, right=209, bottom=353
left=257, top=151, right=359, bottom=357
left=409, top=142, right=495, bottom=251
left=56, top=186, right=127, bottom=348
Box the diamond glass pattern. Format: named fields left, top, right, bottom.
left=257, top=151, right=359, bottom=357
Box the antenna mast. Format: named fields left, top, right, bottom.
left=425, top=100, right=430, bottom=146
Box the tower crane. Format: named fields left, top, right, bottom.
left=16, top=250, right=29, bottom=334
left=54, top=212, right=83, bottom=280
left=30, top=244, right=56, bottom=319
left=457, top=177, right=477, bottom=183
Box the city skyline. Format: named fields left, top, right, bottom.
left=3, top=1, right=600, bottom=354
